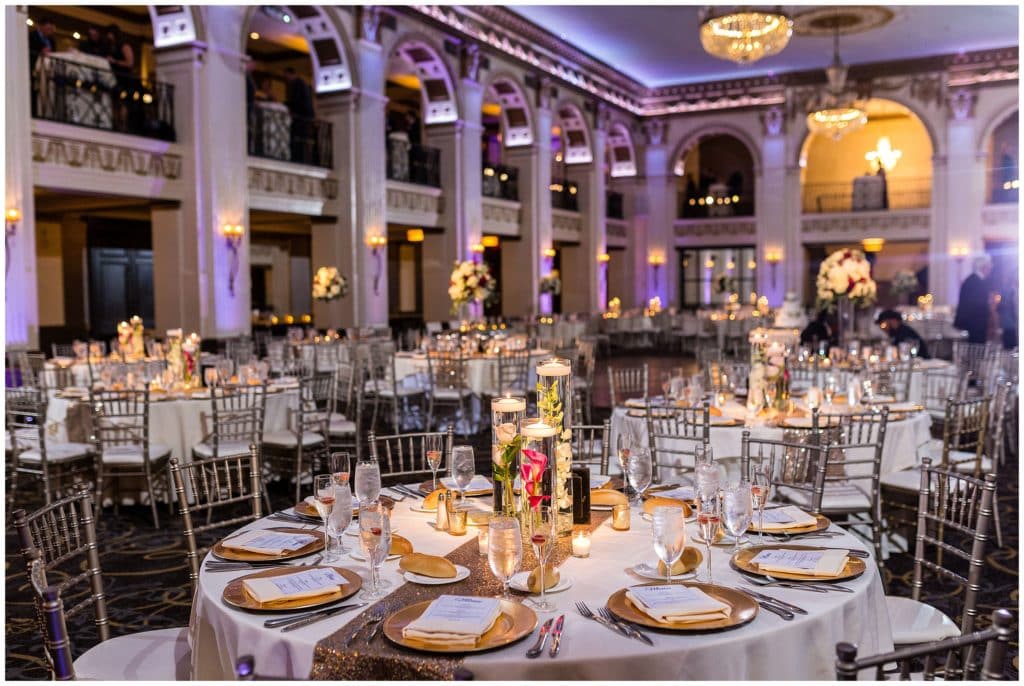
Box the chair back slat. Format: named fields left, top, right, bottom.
left=369, top=427, right=453, bottom=480
left=27, top=548, right=77, bottom=680
left=571, top=421, right=610, bottom=473
left=496, top=349, right=531, bottom=396
left=646, top=402, right=709, bottom=484
left=607, top=364, right=649, bottom=407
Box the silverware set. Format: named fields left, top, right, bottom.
left=204, top=554, right=323, bottom=573
left=737, top=570, right=854, bottom=593
left=264, top=601, right=368, bottom=632
left=268, top=511, right=323, bottom=526
left=739, top=587, right=807, bottom=621
left=344, top=608, right=387, bottom=647
left=575, top=601, right=653, bottom=646
left=524, top=615, right=565, bottom=658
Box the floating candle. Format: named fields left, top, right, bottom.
left=521, top=421, right=557, bottom=439
left=491, top=396, right=526, bottom=413
left=536, top=359, right=571, bottom=377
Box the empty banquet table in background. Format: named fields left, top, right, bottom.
left=190, top=493, right=891, bottom=680
left=393, top=349, right=550, bottom=396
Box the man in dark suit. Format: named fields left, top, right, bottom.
left=28, top=18, right=56, bottom=68
left=283, top=67, right=314, bottom=163
left=954, top=255, right=993, bottom=344
left=876, top=310, right=930, bottom=359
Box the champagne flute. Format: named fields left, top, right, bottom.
left=626, top=447, right=652, bottom=507
left=722, top=481, right=753, bottom=555
left=450, top=446, right=475, bottom=507
left=823, top=375, right=837, bottom=405
left=329, top=452, right=351, bottom=486
left=425, top=434, right=443, bottom=491
left=354, top=454, right=381, bottom=505
left=528, top=506, right=556, bottom=613
left=487, top=516, right=522, bottom=599
left=327, top=473, right=353, bottom=558
left=615, top=433, right=633, bottom=500
left=358, top=502, right=392, bottom=599
left=696, top=495, right=721, bottom=584
left=750, top=462, right=771, bottom=544
left=313, top=474, right=336, bottom=555
left=651, top=506, right=687, bottom=584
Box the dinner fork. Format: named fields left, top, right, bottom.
left=344, top=608, right=386, bottom=648
left=598, top=607, right=654, bottom=646
left=575, top=602, right=629, bottom=638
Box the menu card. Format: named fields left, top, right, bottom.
left=750, top=548, right=849, bottom=577
left=625, top=585, right=731, bottom=624
left=754, top=506, right=819, bottom=531
left=243, top=567, right=346, bottom=605
left=440, top=475, right=492, bottom=492
left=222, top=530, right=317, bottom=556
left=655, top=486, right=696, bottom=501
left=402, top=595, right=502, bottom=646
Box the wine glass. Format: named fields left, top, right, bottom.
left=326, top=473, right=353, bottom=559
left=615, top=432, right=634, bottom=500
left=750, top=462, right=772, bottom=544
left=204, top=368, right=219, bottom=389
left=313, top=474, right=336, bottom=556
left=626, top=447, right=652, bottom=507
left=823, top=375, right=838, bottom=405
left=487, top=516, right=522, bottom=599
left=722, top=481, right=753, bottom=555
left=764, top=382, right=778, bottom=412
left=354, top=454, right=381, bottom=505
left=358, top=502, right=392, bottom=599
left=696, top=495, right=721, bottom=584
left=450, top=446, right=475, bottom=506
left=528, top=506, right=556, bottom=613
left=694, top=445, right=719, bottom=502
left=425, top=434, right=443, bottom=491
left=329, top=452, right=351, bottom=486
left=651, top=506, right=687, bottom=584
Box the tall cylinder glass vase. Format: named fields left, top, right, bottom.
left=491, top=396, right=525, bottom=517
left=836, top=297, right=855, bottom=350
left=535, top=357, right=573, bottom=537
left=519, top=420, right=557, bottom=539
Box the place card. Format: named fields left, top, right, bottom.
left=440, top=475, right=492, bottom=492
left=654, top=486, right=696, bottom=501
left=402, top=595, right=502, bottom=644
left=757, top=506, right=819, bottom=529
left=751, top=548, right=849, bottom=577
left=243, top=567, right=346, bottom=604
left=625, top=584, right=731, bottom=623
left=222, top=530, right=317, bottom=556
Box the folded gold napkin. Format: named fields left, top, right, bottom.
left=221, top=530, right=317, bottom=556
left=753, top=506, right=819, bottom=531
left=625, top=585, right=731, bottom=624
left=754, top=548, right=849, bottom=577
left=402, top=596, right=502, bottom=647
left=242, top=568, right=346, bottom=607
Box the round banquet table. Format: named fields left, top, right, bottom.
left=610, top=400, right=931, bottom=480
left=190, top=495, right=892, bottom=680
left=392, top=349, right=551, bottom=396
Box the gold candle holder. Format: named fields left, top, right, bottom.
left=449, top=509, right=468, bottom=536
left=611, top=504, right=630, bottom=531
left=477, top=527, right=489, bottom=555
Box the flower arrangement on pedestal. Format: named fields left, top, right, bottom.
left=539, top=270, right=562, bottom=296
left=891, top=269, right=919, bottom=304
left=448, top=260, right=496, bottom=316
left=645, top=296, right=663, bottom=316
left=815, top=249, right=877, bottom=310
left=312, top=266, right=348, bottom=302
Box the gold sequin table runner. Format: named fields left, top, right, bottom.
left=310, top=509, right=611, bottom=680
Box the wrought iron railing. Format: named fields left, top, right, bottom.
left=482, top=164, right=519, bottom=201
left=386, top=137, right=441, bottom=187
left=802, top=177, right=931, bottom=213
left=31, top=54, right=175, bottom=141
left=606, top=190, right=624, bottom=219
left=248, top=104, right=333, bottom=168
left=677, top=192, right=754, bottom=219
left=550, top=178, right=579, bottom=212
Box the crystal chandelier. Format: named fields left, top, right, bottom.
left=699, top=7, right=792, bottom=64
left=806, top=20, right=866, bottom=140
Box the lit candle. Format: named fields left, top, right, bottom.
left=491, top=396, right=527, bottom=413
left=477, top=528, right=489, bottom=555
left=536, top=359, right=571, bottom=377
left=571, top=529, right=591, bottom=558
left=806, top=386, right=822, bottom=410
left=521, top=421, right=557, bottom=439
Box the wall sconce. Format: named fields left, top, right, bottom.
left=221, top=223, right=244, bottom=297
left=543, top=247, right=557, bottom=259
left=597, top=253, right=610, bottom=265
left=6, top=208, right=21, bottom=277
left=861, top=237, right=885, bottom=254
left=366, top=234, right=387, bottom=296
left=406, top=228, right=424, bottom=243
left=648, top=253, right=666, bottom=290
left=765, top=248, right=783, bottom=289
left=747, top=259, right=757, bottom=271
left=481, top=235, right=499, bottom=249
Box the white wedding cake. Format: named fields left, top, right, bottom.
left=773, top=292, right=807, bottom=329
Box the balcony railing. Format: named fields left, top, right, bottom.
left=482, top=164, right=519, bottom=201
left=606, top=190, right=624, bottom=219
left=802, top=177, right=931, bottom=213
left=550, top=178, right=579, bottom=212
left=678, top=191, right=753, bottom=219
left=248, top=104, right=333, bottom=168
left=387, top=137, right=441, bottom=187
left=31, top=54, right=175, bottom=141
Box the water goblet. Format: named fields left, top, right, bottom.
left=722, top=481, right=753, bottom=555
left=354, top=454, right=381, bottom=505
left=626, top=447, right=652, bottom=507
left=326, top=473, right=352, bottom=558
left=651, top=506, right=687, bottom=584
left=487, top=516, right=522, bottom=600
left=358, top=502, right=392, bottom=600
left=329, top=452, right=351, bottom=486
left=450, top=446, right=475, bottom=506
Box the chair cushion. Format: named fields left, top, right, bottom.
left=327, top=418, right=357, bottom=436
left=101, top=443, right=172, bottom=465
left=777, top=483, right=872, bottom=512
left=431, top=388, right=465, bottom=400
left=880, top=468, right=922, bottom=492
left=74, top=627, right=190, bottom=680
left=952, top=455, right=993, bottom=474
left=19, top=442, right=93, bottom=463
left=192, top=440, right=252, bottom=458
left=263, top=430, right=325, bottom=447
left=885, top=595, right=961, bottom=645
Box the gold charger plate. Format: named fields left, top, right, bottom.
left=383, top=598, right=537, bottom=653
left=418, top=480, right=492, bottom=497
left=222, top=565, right=362, bottom=612
left=212, top=527, right=324, bottom=562
left=607, top=582, right=758, bottom=631
left=748, top=512, right=831, bottom=535
left=730, top=544, right=866, bottom=582
left=294, top=501, right=357, bottom=519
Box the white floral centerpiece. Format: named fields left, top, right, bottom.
left=539, top=270, right=562, bottom=296
left=815, top=248, right=877, bottom=310
left=312, top=266, right=348, bottom=302
left=448, top=260, right=496, bottom=315
left=891, top=269, right=919, bottom=304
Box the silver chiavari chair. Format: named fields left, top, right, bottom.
left=646, top=401, right=710, bottom=485
left=952, top=341, right=993, bottom=386
left=26, top=546, right=190, bottom=680
left=607, top=364, right=649, bottom=408
left=327, top=360, right=362, bottom=458
left=884, top=461, right=997, bottom=678
left=836, top=608, right=1012, bottom=681
left=741, top=424, right=830, bottom=514
left=368, top=427, right=453, bottom=483
left=169, top=446, right=264, bottom=593
left=425, top=349, right=472, bottom=435
left=951, top=383, right=1009, bottom=548
left=705, top=360, right=750, bottom=393
left=14, top=350, right=48, bottom=388
left=867, top=361, right=913, bottom=402
left=263, top=372, right=332, bottom=502
left=574, top=337, right=597, bottom=423
left=920, top=368, right=973, bottom=426
left=571, top=420, right=611, bottom=474
left=496, top=349, right=531, bottom=397
left=51, top=342, right=79, bottom=359
left=224, top=336, right=255, bottom=369
left=373, top=341, right=426, bottom=433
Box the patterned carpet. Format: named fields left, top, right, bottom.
left=4, top=351, right=1019, bottom=680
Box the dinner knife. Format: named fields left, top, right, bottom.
left=756, top=601, right=794, bottom=621
left=739, top=588, right=807, bottom=615
left=548, top=615, right=565, bottom=657
left=263, top=602, right=367, bottom=629
left=281, top=602, right=369, bottom=632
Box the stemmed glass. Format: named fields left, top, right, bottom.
left=651, top=506, right=687, bottom=584
left=425, top=434, right=443, bottom=491
left=528, top=506, right=556, bottom=613
left=327, top=473, right=353, bottom=559
left=450, top=446, right=475, bottom=507
left=313, top=475, right=336, bottom=557
left=487, top=516, right=522, bottom=600
left=626, top=447, right=652, bottom=507
left=694, top=445, right=718, bottom=502
left=764, top=383, right=778, bottom=412
left=358, top=502, right=392, bottom=599
left=823, top=375, right=838, bottom=405
left=329, top=452, right=351, bottom=485
left=615, top=433, right=634, bottom=500
left=750, top=462, right=772, bottom=544
left=696, top=495, right=721, bottom=584
left=722, top=481, right=753, bottom=555
left=354, top=454, right=381, bottom=505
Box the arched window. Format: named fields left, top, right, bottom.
left=674, top=134, right=755, bottom=219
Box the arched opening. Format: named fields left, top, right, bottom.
left=550, top=103, right=591, bottom=212
left=674, top=133, right=755, bottom=219
left=605, top=122, right=635, bottom=221
left=986, top=110, right=1018, bottom=204
left=481, top=76, right=533, bottom=202
left=800, top=98, right=933, bottom=213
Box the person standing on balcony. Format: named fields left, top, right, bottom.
left=284, top=67, right=313, bottom=163
left=104, top=24, right=134, bottom=78
left=28, top=18, right=56, bottom=69
left=79, top=26, right=105, bottom=57
left=954, top=254, right=993, bottom=344
left=877, top=166, right=889, bottom=210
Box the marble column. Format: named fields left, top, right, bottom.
left=562, top=123, right=606, bottom=314
left=635, top=120, right=674, bottom=309
left=5, top=5, right=40, bottom=349
left=755, top=129, right=792, bottom=306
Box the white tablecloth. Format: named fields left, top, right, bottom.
left=191, top=496, right=891, bottom=680
left=393, top=349, right=551, bottom=396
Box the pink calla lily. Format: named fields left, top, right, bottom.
left=520, top=449, right=550, bottom=510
